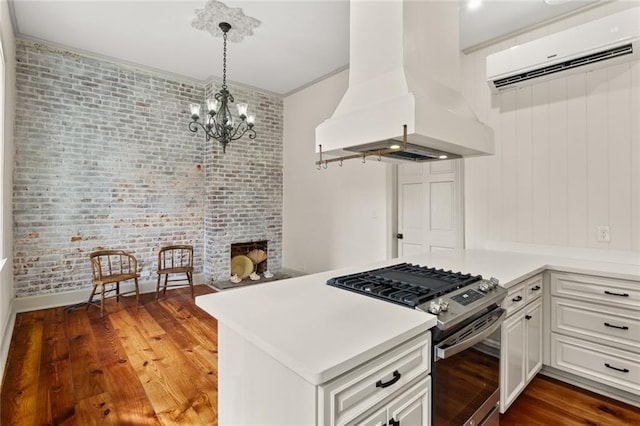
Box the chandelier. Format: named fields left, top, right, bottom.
left=188, top=22, right=256, bottom=153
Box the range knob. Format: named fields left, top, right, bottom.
left=489, top=277, right=500, bottom=289
left=479, top=281, right=491, bottom=292
left=428, top=301, right=442, bottom=315
left=438, top=298, right=449, bottom=312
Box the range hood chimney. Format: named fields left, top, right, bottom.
left=316, top=0, right=494, bottom=162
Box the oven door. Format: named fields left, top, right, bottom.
left=433, top=308, right=504, bottom=426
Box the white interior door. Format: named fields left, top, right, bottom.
left=397, top=160, right=463, bottom=256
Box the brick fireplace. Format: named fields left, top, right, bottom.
left=202, top=81, right=284, bottom=285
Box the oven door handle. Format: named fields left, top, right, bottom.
left=435, top=308, right=505, bottom=360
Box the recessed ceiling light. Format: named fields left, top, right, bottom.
left=467, top=0, right=482, bottom=10
left=390, top=144, right=401, bottom=149
left=438, top=155, right=448, bottom=159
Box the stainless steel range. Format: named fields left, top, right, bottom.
left=327, top=263, right=508, bottom=426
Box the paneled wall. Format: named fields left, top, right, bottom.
left=462, top=2, right=640, bottom=254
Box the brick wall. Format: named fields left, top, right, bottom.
left=13, top=39, right=283, bottom=296
left=203, top=81, right=283, bottom=282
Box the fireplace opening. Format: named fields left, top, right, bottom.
left=230, top=240, right=268, bottom=275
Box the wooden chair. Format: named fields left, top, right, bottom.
left=88, top=250, right=140, bottom=316
left=156, top=245, right=194, bottom=300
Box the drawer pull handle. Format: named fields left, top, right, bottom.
left=604, top=363, right=629, bottom=373
left=512, top=296, right=523, bottom=302
left=531, top=285, right=541, bottom=291
left=604, top=322, right=629, bottom=330
left=525, top=315, right=532, bottom=320
left=604, top=290, right=629, bottom=297
left=376, top=370, right=401, bottom=388
left=389, top=419, right=400, bottom=426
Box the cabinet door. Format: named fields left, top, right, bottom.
left=388, top=378, right=430, bottom=426
left=525, top=301, right=543, bottom=382
left=357, top=406, right=388, bottom=426
left=354, top=377, right=431, bottom=426
left=500, top=312, right=525, bottom=413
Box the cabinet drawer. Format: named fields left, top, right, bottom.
left=525, top=275, right=543, bottom=303
left=550, top=272, right=640, bottom=310
left=551, top=334, right=640, bottom=395
left=503, top=284, right=526, bottom=316
left=319, top=333, right=431, bottom=426
left=552, top=298, right=640, bottom=353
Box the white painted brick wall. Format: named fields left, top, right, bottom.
left=13, top=39, right=283, bottom=296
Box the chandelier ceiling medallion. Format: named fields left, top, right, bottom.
left=188, top=1, right=261, bottom=153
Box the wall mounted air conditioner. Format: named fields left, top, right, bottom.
left=487, top=7, right=640, bottom=93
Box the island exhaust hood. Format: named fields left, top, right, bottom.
left=315, top=0, right=494, bottom=163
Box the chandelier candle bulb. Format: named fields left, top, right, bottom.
left=206, top=98, right=219, bottom=114
left=247, top=115, right=255, bottom=125
left=237, top=103, right=248, bottom=118
left=190, top=103, right=201, bottom=120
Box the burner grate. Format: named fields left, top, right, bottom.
left=327, top=263, right=483, bottom=308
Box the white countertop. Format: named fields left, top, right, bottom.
left=196, top=249, right=639, bottom=386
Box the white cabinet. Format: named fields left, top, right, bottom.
left=319, top=333, right=431, bottom=425
left=550, top=272, right=640, bottom=396
left=218, top=322, right=432, bottom=426
left=356, top=377, right=431, bottom=426
left=500, top=274, right=543, bottom=413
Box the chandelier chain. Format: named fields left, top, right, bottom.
left=222, top=30, right=228, bottom=89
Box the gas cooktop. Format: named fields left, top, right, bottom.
left=327, top=263, right=482, bottom=307
left=327, top=263, right=507, bottom=331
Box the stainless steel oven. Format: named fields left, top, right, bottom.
left=432, top=307, right=505, bottom=426
left=326, top=263, right=507, bottom=426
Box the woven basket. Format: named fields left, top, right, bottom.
left=231, top=255, right=254, bottom=279
left=246, top=249, right=267, bottom=265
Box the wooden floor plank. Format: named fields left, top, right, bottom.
left=501, top=375, right=640, bottom=426
left=75, top=391, right=120, bottom=425
left=66, top=305, right=110, bottom=403
left=1, top=311, right=45, bottom=426
left=39, top=307, right=76, bottom=425
left=89, top=311, right=160, bottom=425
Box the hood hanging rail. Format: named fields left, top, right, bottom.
left=316, top=124, right=408, bottom=170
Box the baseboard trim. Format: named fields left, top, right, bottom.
left=540, top=365, right=640, bottom=408
left=0, top=300, right=16, bottom=386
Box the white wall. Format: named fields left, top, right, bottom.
left=462, top=2, right=640, bottom=261
left=0, top=0, right=16, bottom=377
left=282, top=70, right=393, bottom=274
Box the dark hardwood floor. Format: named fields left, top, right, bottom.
left=2, top=284, right=639, bottom=425
left=1, top=285, right=219, bottom=425
left=501, top=375, right=640, bottom=426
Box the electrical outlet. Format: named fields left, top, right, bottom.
left=597, top=226, right=610, bottom=243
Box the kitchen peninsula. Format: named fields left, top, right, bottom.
left=196, top=249, right=640, bottom=425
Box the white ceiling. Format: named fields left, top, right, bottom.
left=11, top=0, right=598, bottom=96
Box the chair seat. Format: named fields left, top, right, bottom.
left=96, top=273, right=140, bottom=285
left=158, top=267, right=193, bottom=275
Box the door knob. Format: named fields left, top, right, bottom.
left=396, top=233, right=404, bottom=239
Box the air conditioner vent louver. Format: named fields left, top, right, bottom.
left=493, top=44, right=633, bottom=89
